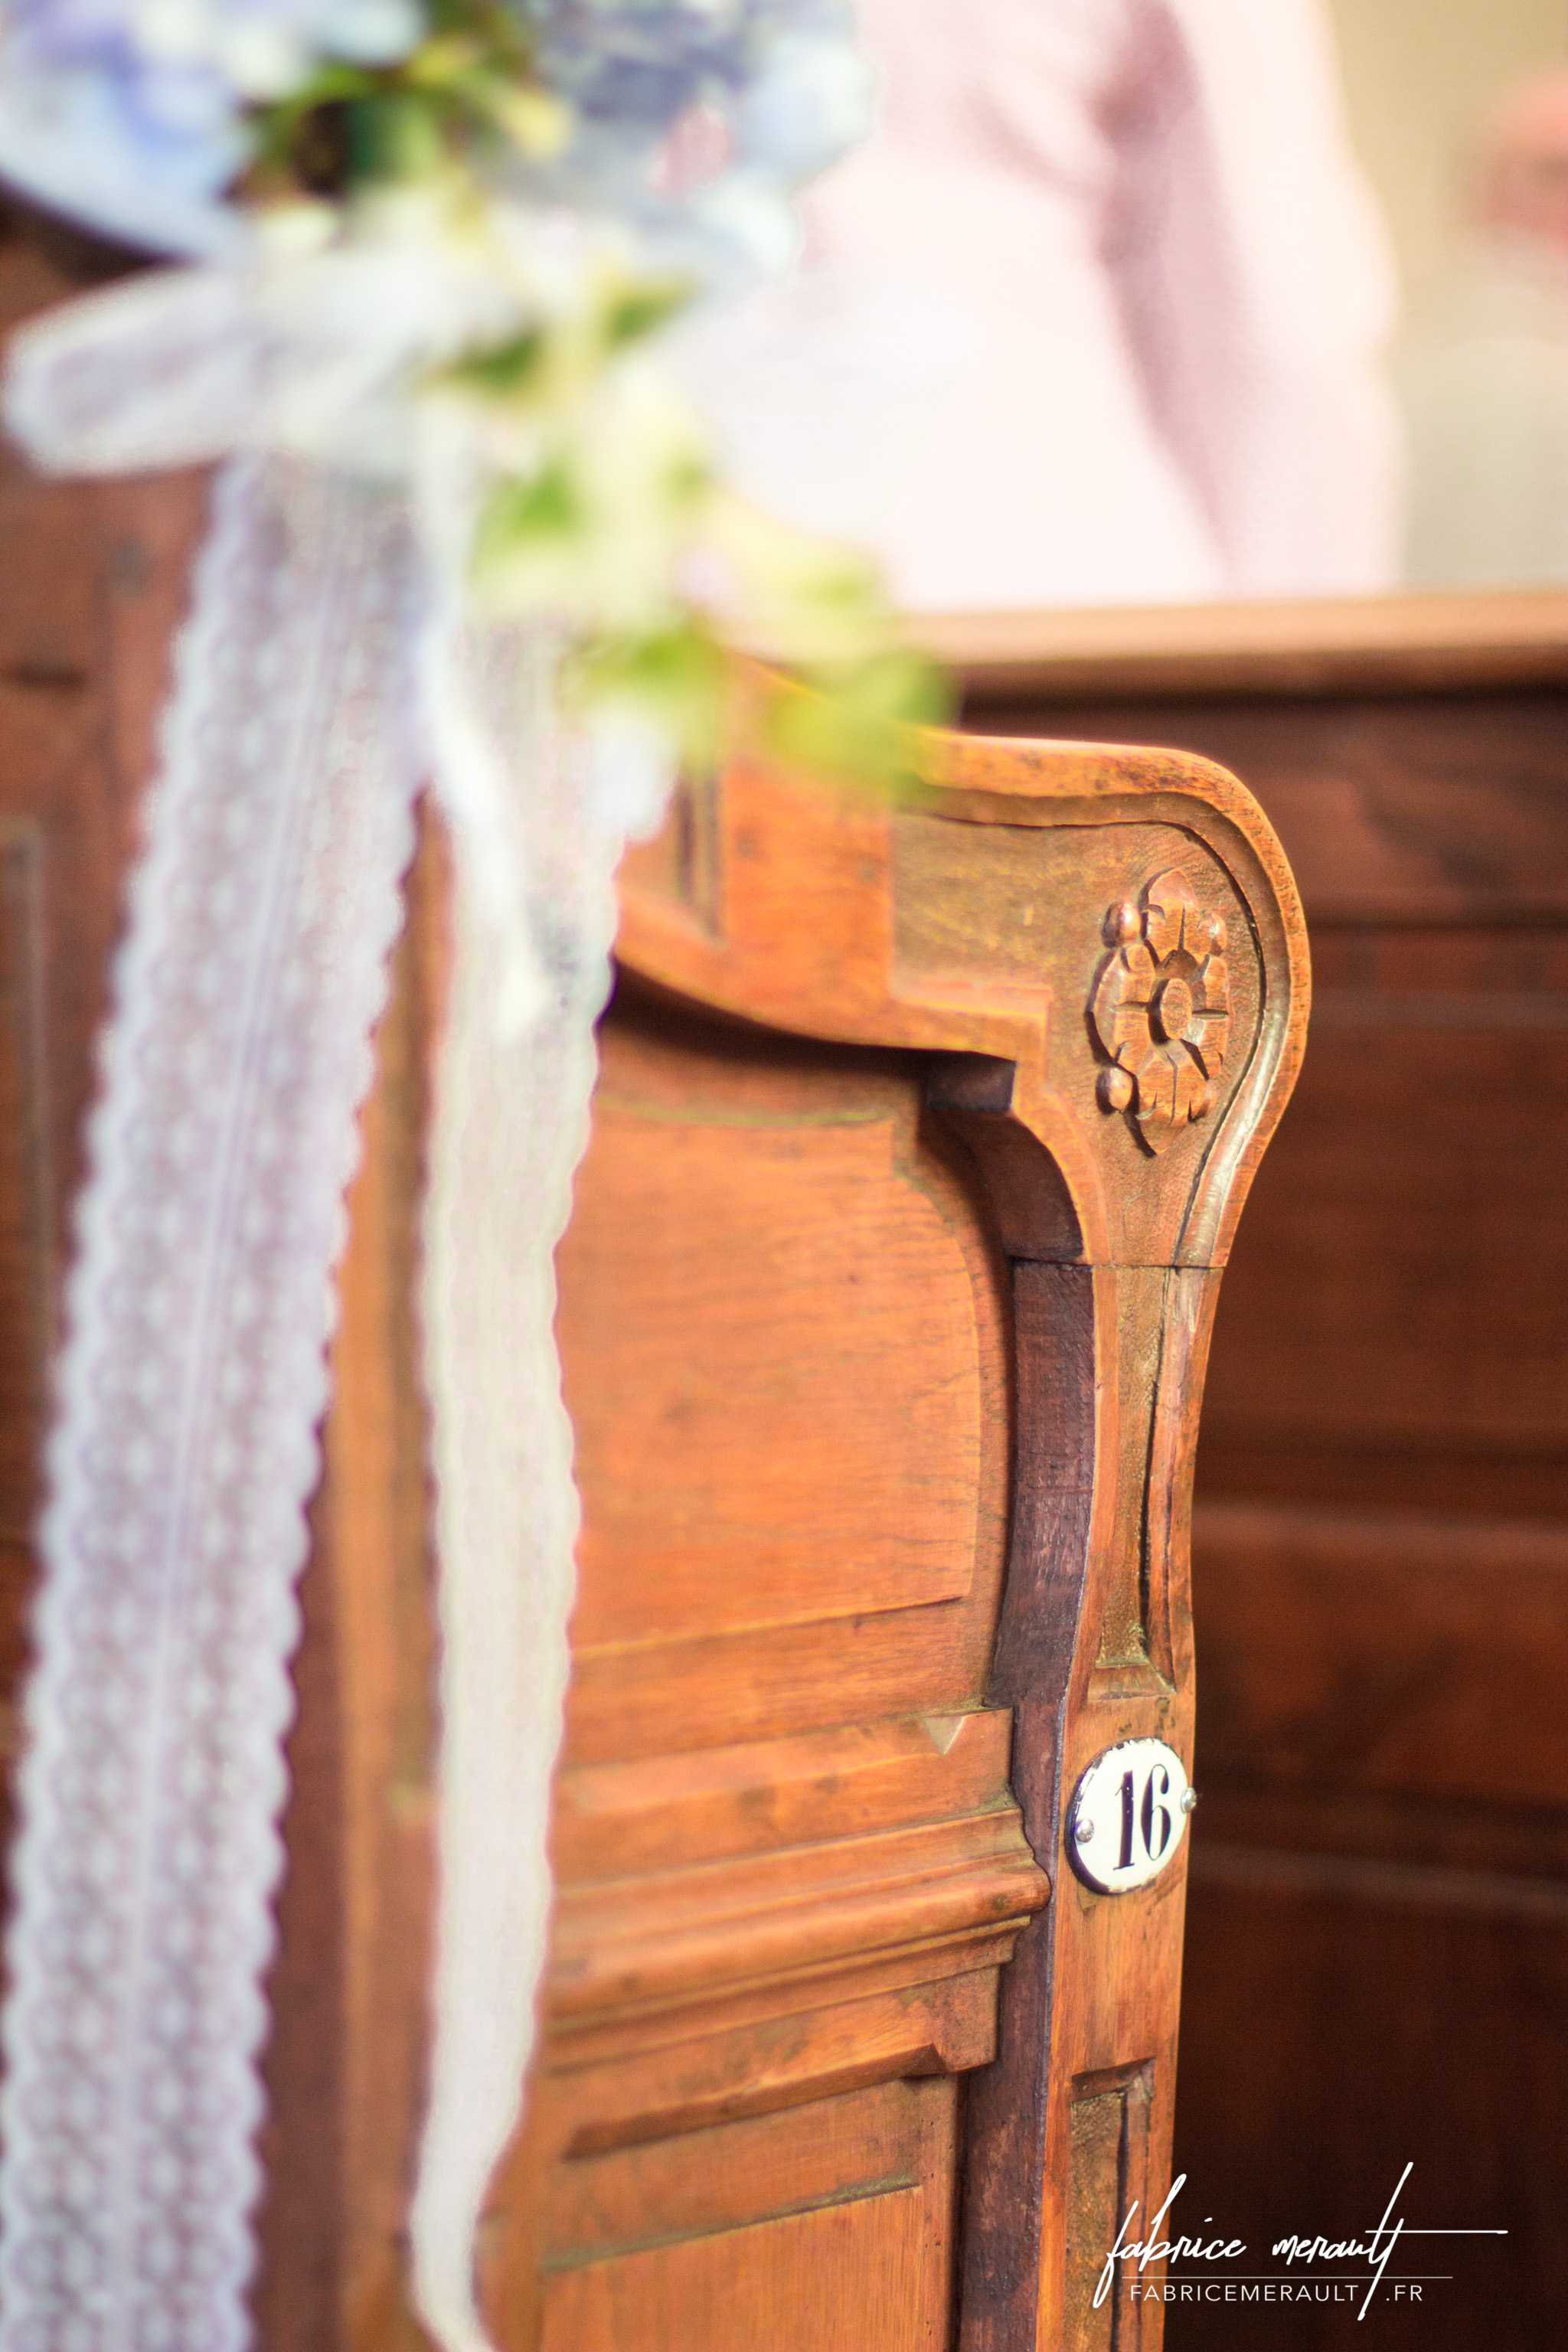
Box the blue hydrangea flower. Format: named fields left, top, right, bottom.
left=509, top=1, right=869, bottom=279
left=516, top=0, right=857, bottom=149
left=0, top=0, right=424, bottom=252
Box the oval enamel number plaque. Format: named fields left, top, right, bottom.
left=1067, top=1738, right=1194, bottom=1896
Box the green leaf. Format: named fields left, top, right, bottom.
left=602, top=279, right=693, bottom=351
left=820, top=648, right=952, bottom=730
left=475, top=463, right=586, bottom=560
left=449, top=329, right=547, bottom=397
left=345, top=92, right=446, bottom=181
left=761, top=650, right=952, bottom=797
left=567, top=623, right=731, bottom=765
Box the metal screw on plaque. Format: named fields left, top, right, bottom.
left=1181, top=1788, right=1198, bottom=1814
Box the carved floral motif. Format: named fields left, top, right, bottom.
left=1089, top=869, right=1231, bottom=1155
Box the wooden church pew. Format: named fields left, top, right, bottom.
left=939, top=592, right=1568, bottom=2348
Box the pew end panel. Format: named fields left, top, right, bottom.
left=452, top=735, right=1307, bottom=2350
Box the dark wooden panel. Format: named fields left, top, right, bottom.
left=1174, top=1852, right=1547, bottom=2348
left=1202, top=987, right=1568, bottom=1478
left=1193, top=1499, right=1568, bottom=1811
left=964, top=689, right=1568, bottom=924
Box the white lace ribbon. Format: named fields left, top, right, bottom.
left=1, top=293, right=635, bottom=2350
left=0, top=452, right=423, bottom=2351
left=413, top=625, right=622, bottom=2352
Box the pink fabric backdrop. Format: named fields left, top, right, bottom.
left=697, top=0, right=1401, bottom=610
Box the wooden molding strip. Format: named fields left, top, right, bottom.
left=908, top=589, right=1568, bottom=704
left=553, top=1707, right=1018, bottom=1880
left=543, top=1969, right=1004, bottom=2158
left=547, top=1807, right=1048, bottom=2027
